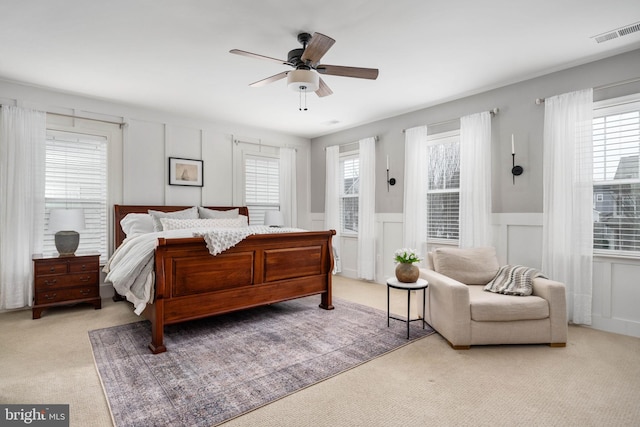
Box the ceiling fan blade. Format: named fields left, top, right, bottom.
left=315, top=78, right=333, bottom=97
left=230, top=49, right=291, bottom=66
left=301, top=32, right=335, bottom=65
left=316, top=64, right=379, bottom=80
left=249, top=71, right=289, bottom=87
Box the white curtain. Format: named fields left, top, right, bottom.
left=459, top=111, right=492, bottom=247
left=357, top=137, right=376, bottom=280
left=542, top=88, right=594, bottom=325
left=0, top=105, right=47, bottom=310
left=403, top=125, right=429, bottom=258
left=279, top=147, right=297, bottom=227
left=324, top=145, right=341, bottom=273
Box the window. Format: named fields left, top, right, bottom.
left=43, top=130, right=108, bottom=261
left=245, top=154, right=279, bottom=224
left=340, top=154, right=359, bottom=234
left=426, top=132, right=460, bottom=241
left=593, top=97, right=640, bottom=254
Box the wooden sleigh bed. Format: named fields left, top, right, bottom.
left=112, top=205, right=335, bottom=354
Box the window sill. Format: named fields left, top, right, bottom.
left=593, top=250, right=640, bottom=261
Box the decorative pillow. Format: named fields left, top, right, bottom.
left=120, top=213, right=155, bottom=237
left=160, top=216, right=248, bottom=230
left=432, top=247, right=500, bottom=285
left=484, top=264, right=547, bottom=296
left=148, top=207, right=198, bottom=231
left=198, top=206, right=239, bottom=219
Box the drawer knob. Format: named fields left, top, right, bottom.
left=80, top=264, right=87, bottom=270
left=44, top=293, right=57, bottom=300
left=80, top=276, right=90, bottom=282
left=80, top=289, right=91, bottom=296
left=44, top=279, right=57, bottom=286
left=49, top=267, right=56, bottom=272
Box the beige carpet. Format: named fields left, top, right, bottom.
left=1, top=276, right=639, bottom=427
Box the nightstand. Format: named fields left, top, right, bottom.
left=32, top=253, right=102, bottom=319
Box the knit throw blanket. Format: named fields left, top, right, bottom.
left=484, top=264, right=547, bottom=296
left=195, top=225, right=305, bottom=256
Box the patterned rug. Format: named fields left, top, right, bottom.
left=89, top=296, right=434, bottom=426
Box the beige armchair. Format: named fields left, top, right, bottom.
left=419, top=247, right=567, bottom=349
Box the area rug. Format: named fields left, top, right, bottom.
left=89, top=296, right=434, bottom=426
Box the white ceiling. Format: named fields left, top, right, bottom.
left=1, top=1, right=639, bottom=138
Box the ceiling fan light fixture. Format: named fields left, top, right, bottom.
left=287, top=69, right=319, bottom=92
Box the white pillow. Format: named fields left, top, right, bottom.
left=148, top=207, right=198, bottom=231
left=120, top=213, right=154, bottom=237
left=160, top=216, right=248, bottom=230
left=198, top=207, right=239, bottom=219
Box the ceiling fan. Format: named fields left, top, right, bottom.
left=229, top=32, right=379, bottom=98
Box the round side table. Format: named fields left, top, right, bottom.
left=386, top=277, right=428, bottom=339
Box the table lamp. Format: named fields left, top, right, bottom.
left=264, top=211, right=284, bottom=227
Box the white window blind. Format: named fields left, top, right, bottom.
left=593, top=99, right=640, bottom=254
left=340, top=154, right=359, bottom=234
left=245, top=154, right=279, bottom=224
left=43, top=130, right=108, bottom=261
left=427, top=136, right=460, bottom=241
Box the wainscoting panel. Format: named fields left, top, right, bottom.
left=310, top=211, right=639, bottom=338
left=495, top=213, right=640, bottom=338
left=378, top=214, right=404, bottom=283
left=593, top=257, right=640, bottom=338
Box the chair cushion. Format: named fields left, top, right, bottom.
left=432, top=247, right=500, bottom=285
left=468, top=285, right=550, bottom=322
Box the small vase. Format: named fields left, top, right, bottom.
left=395, top=263, right=419, bottom=283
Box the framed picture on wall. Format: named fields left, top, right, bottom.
left=168, top=157, right=203, bottom=187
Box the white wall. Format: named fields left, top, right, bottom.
left=0, top=78, right=312, bottom=298
left=308, top=49, right=640, bottom=339
left=0, top=78, right=311, bottom=225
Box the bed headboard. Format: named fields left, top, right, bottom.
left=113, top=205, right=250, bottom=248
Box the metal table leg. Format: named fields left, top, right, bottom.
left=406, top=289, right=411, bottom=339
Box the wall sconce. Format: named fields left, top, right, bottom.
left=511, top=134, right=524, bottom=185
left=386, top=156, right=396, bottom=191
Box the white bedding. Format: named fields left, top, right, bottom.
left=103, top=229, right=195, bottom=314
left=104, top=226, right=305, bottom=315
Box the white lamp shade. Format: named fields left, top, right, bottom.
left=264, top=210, right=284, bottom=227
left=287, top=70, right=319, bottom=92
left=48, top=208, right=86, bottom=232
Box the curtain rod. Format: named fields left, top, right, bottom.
left=323, top=136, right=379, bottom=151
left=535, top=77, right=640, bottom=104
left=0, top=106, right=126, bottom=127
left=233, top=138, right=297, bottom=151
left=47, top=112, right=126, bottom=127
left=402, top=108, right=499, bottom=133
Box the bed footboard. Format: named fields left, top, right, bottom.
left=143, top=230, right=335, bottom=353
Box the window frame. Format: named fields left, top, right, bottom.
left=426, top=130, right=461, bottom=244
left=592, top=94, right=640, bottom=257
left=243, top=151, right=280, bottom=225
left=42, top=129, right=109, bottom=262
left=339, top=151, right=359, bottom=236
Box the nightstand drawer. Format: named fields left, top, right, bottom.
left=35, top=272, right=98, bottom=290
left=69, top=259, right=99, bottom=273
left=35, top=262, right=68, bottom=275
left=35, top=286, right=99, bottom=304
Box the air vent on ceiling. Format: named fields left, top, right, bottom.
left=592, top=21, right=640, bottom=44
